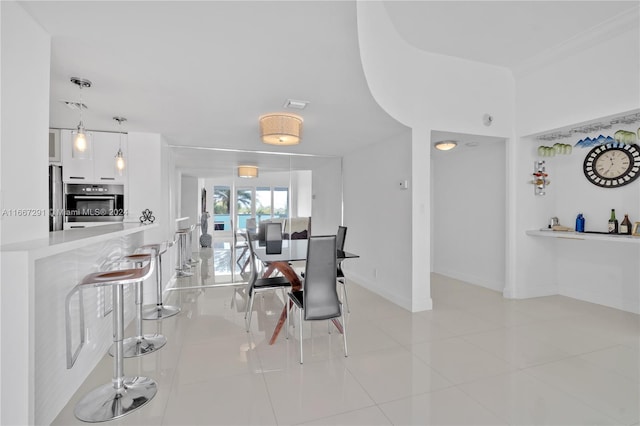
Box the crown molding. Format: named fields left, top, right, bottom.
left=513, top=6, right=639, bottom=78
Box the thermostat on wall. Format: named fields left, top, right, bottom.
left=399, top=180, right=409, bottom=190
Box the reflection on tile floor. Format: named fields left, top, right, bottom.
left=53, top=251, right=640, bottom=425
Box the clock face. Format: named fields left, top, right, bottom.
left=583, top=142, right=640, bottom=188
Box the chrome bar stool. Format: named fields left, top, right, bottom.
left=141, top=241, right=181, bottom=320
left=109, top=253, right=166, bottom=358
left=186, top=224, right=198, bottom=266
left=74, top=259, right=158, bottom=422
left=175, top=228, right=194, bottom=277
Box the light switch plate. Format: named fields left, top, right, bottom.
left=399, top=180, right=409, bottom=190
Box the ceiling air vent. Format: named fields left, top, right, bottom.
left=61, top=100, right=87, bottom=110
left=283, top=99, right=309, bottom=110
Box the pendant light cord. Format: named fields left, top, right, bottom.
left=78, top=84, right=83, bottom=127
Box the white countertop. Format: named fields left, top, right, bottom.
left=526, top=229, right=640, bottom=244
left=0, top=222, right=158, bottom=259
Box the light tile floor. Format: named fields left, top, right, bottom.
left=53, top=252, right=640, bottom=425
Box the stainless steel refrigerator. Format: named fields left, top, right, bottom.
left=49, top=165, right=64, bottom=231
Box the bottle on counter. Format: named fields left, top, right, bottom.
left=620, top=214, right=632, bottom=235
left=608, top=209, right=618, bottom=234
left=575, top=213, right=585, bottom=233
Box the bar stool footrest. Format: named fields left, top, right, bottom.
left=109, top=334, right=167, bottom=358
left=176, top=270, right=193, bottom=277
left=142, top=305, right=181, bottom=320
left=74, top=376, right=157, bottom=422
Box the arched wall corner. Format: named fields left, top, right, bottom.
left=355, top=1, right=515, bottom=311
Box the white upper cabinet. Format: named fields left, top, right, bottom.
left=61, top=129, right=128, bottom=183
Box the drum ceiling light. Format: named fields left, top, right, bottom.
left=434, top=140, right=458, bottom=151
left=259, top=113, right=303, bottom=145
left=238, top=165, right=258, bottom=178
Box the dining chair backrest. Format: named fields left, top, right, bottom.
left=258, top=221, right=269, bottom=245
left=336, top=226, right=347, bottom=251
left=265, top=222, right=283, bottom=254
left=246, top=217, right=257, bottom=233
left=244, top=231, right=258, bottom=292
left=303, top=235, right=339, bottom=320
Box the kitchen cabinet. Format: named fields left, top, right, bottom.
left=61, top=129, right=128, bottom=183
left=49, top=129, right=61, bottom=164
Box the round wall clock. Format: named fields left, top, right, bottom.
left=583, top=142, right=640, bottom=188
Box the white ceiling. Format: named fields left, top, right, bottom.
left=21, top=1, right=636, bottom=175
left=384, top=1, right=636, bottom=69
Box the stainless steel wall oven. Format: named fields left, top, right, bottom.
left=65, top=184, right=125, bottom=223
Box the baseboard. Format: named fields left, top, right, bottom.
left=346, top=271, right=431, bottom=312
left=432, top=267, right=505, bottom=293
left=504, top=283, right=558, bottom=299
left=560, top=288, right=640, bottom=315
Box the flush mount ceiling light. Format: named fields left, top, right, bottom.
left=259, top=113, right=303, bottom=145
left=113, top=117, right=126, bottom=175
left=434, top=140, right=458, bottom=151
left=71, top=77, right=92, bottom=159
left=238, top=165, right=258, bottom=178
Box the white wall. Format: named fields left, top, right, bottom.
left=310, top=160, right=342, bottom=235
left=127, top=132, right=176, bottom=302
left=180, top=175, right=199, bottom=254
left=432, top=139, right=506, bottom=292
left=343, top=131, right=413, bottom=309
left=180, top=175, right=199, bottom=224
left=292, top=170, right=312, bottom=218
left=356, top=1, right=514, bottom=310
left=0, top=0, right=50, bottom=245
left=163, top=138, right=179, bottom=286
left=127, top=132, right=165, bottom=239
left=0, top=2, right=50, bottom=423
left=510, top=11, right=640, bottom=311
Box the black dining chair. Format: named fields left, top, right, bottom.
left=265, top=222, right=283, bottom=254
left=257, top=220, right=270, bottom=246
left=244, top=231, right=291, bottom=332
left=288, top=235, right=348, bottom=364
left=336, top=226, right=350, bottom=313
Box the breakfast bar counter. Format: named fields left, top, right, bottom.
left=1, top=223, right=158, bottom=425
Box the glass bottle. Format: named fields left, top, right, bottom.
left=620, top=214, right=632, bottom=235
left=575, top=213, right=585, bottom=233
left=608, top=209, right=618, bottom=234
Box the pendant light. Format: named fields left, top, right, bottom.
left=113, top=117, right=126, bottom=175
left=70, top=77, right=92, bottom=159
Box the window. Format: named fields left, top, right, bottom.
left=213, top=185, right=289, bottom=229
left=256, top=187, right=271, bottom=224
left=213, top=186, right=230, bottom=231
left=273, top=187, right=289, bottom=219
left=236, top=187, right=253, bottom=230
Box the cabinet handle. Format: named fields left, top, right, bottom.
left=100, top=177, right=116, bottom=181
left=69, top=177, right=85, bottom=180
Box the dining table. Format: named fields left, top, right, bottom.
left=252, top=238, right=359, bottom=344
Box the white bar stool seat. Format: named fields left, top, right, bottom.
left=73, top=260, right=158, bottom=422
